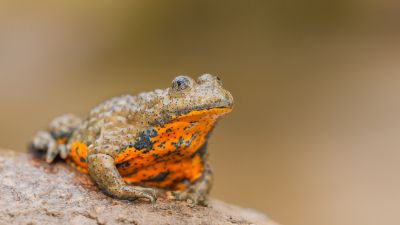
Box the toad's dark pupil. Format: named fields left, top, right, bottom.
left=177, top=80, right=184, bottom=86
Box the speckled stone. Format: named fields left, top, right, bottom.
left=0, top=149, right=278, bottom=225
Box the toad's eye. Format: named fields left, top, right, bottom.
left=177, top=80, right=184, bottom=86
left=215, top=76, right=223, bottom=86
left=170, top=76, right=192, bottom=95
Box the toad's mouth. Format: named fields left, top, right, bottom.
left=167, top=104, right=233, bottom=116
left=170, top=107, right=232, bottom=122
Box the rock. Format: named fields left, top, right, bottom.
left=0, top=149, right=279, bottom=225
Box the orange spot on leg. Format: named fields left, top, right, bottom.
left=56, top=137, right=67, bottom=145
left=67, top=142, right=89, bottom=173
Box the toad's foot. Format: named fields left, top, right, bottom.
left=167, top=157, right=214, bottom=207
left=87, top=153, right=157, bottom=203
left=32, top=131, right=68, bottom=162
left=167, top=188, right=212, bottom=208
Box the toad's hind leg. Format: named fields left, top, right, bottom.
left=30, top=131, right=57, bottom=161
left=30, top=113, right=82, bottom=162
left=87, top=153, right=157, bottom=202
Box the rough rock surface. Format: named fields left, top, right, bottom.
left=0, top=149, right=279, bottom=225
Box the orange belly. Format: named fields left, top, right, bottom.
left=66, top=141, right=203, bottom=190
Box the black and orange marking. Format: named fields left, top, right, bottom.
left=66, top=108, right=231, bottom=190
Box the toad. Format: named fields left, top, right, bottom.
left=30, top=74, right=233, bottom=207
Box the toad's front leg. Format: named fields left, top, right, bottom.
left=87, top=153, right=157, bottom=202
left=168, top=158, right=214, bottom=207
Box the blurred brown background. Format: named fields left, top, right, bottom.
left=1, top=1, right=400, bottom=225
